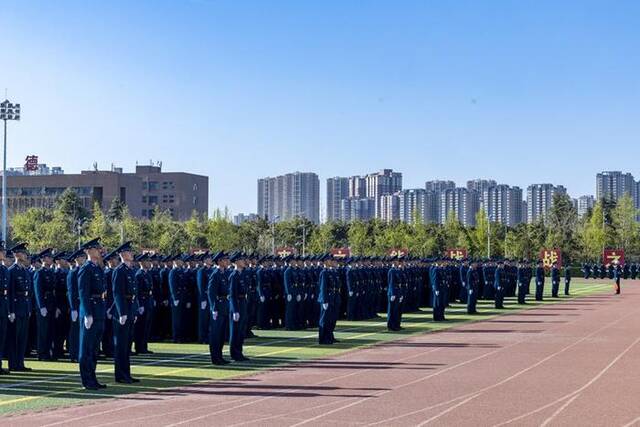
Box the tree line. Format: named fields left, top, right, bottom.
left=9, top=189, right=640, bottom=263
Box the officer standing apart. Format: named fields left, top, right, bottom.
left=466, top=261, right=479, bottom=314
left=112, top=242, right=140, bottom=384
left=77, top=238, right=107, bottom=390
left=228, top=252, right=250, bottom=362
left=551, top=262, right=560, bottom=298
left=564, top=265, right=571, bottom=296
left=535, top=260, right=545, bottom=301
left=318, top=255, right=338, bottom=344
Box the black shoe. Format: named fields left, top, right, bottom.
left=212, top=359, right=229, bottom=365
left=15, top=367, right=32, bottom=372
left=130, top=377, right=140, bottom=383
left=97, top=383, right=107, bottom=389
left=84, top=385, right=100, bottom=391
left=144, top=350, right=154, bottom=354
left=116, top=379, right=131, bottom=384
left=233, top=356, right=250, bottom=362
left=0, top=368, right=9, bottom=375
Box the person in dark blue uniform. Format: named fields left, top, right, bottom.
left=52, top=252, right=70, bottom=360
left=111, top=241, right=140, bottom=384
left=134, top=253, right=154, bottom=354
left=430, top=260, right=446, bottom=321
left=207, top=251, right=230, bottom=365
left=494, top=261, right=505, bottom=309
left=614, top=263, right=622, bottom=294
left=550, top=262, right=560, bottom=298
left=33, top=248, right=57, bottom=360
left=516, top=260, right=527, bottom=304
left=228, top=252, right=249, bottom=362
left=283, top=257, right=299, bottom=330
left=535, top=260, right=545, bottom=301
left=386, top=258, right=401, bottom=331
left=564, top=265, right=572, bottom=296
left=77, top=238, right=107, bottom=390
left=66, top=249, right=85, bottom=363
left=0, top=243, right=9, bottom=374
left=7, top=243, right=32, bottom=372
left=256, top=256, right=273, bottom=330
left=196, top=252, right=213, bottom=344
left=318, top=255, right=338, bottom=344
left=466, top=260, right=480, bottom=314
left=168, top=256, right=187, bottom=343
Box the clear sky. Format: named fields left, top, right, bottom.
left=2, top=1, right=639, bottom=216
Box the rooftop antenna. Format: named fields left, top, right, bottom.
left=93, top=161, right=98, bottom=172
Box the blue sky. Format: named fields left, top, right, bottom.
left=2, top=1, right=639, bottom=216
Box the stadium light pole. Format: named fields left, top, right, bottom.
left=0, top=99, right=20, bottom=243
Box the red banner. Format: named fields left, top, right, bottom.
left=540, top=249, right=562, bottom=269
left=330, top=247, right=351, bottom=259
left=603, top=249, right=625, bottom=266
left=275, top=246, right=296, bottom=258
left=387, top=248, right=409, bottom=258
left=446, top=248, right=467, bottom=260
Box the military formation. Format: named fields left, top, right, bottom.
left=582, top=261, right=635, bottom=294
left=0, top=237, right=626, bottom=390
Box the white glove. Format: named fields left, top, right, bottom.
left=173, top=300, right=179, bottom=307
left=296, top=295, right=301, bottom=302
left=259, top=296, right=265, bottom=303
left=287, top=295, right=292, bottom=302
left=119, top=315, right=127, bottom=325
left=311, top=294, right=315, bottom=299
left=138, top=307, right=145, bottom=315
left=349, top=291, right=354, bottom=297
left=40, top=307, right=48, bottom=317
left=8, top=313, right=15, bottom=323
left=322, top=303, right=329, bottom=310
left=107, top=312, right=113, bottom=320
left=71, top=310, right=78, bottom=322
left=435, top=291, right=440, bottom=296
left=201, top=301, right=207, bottom=310
left=469, top=290, right=473, bottom=295
left=304, top=293, right=308, bottom=299
left=84, top=315, right=93, bottom=330
left=55, top=308, right=62, bottom=319
left=186, top=302, right=191, bottom=309
left=212, top=311, right=218, bottom=320
left=390, top=295, right=396, bottom=302
left=153, top=300, right=157, bottom=307
left=399, top=296, right=404, bottom=302
left=232, top=312, right=240, bottom=322
left=163, top=300, right=169, bottom=306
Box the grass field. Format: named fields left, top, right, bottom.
left=0, top=281, right=613, bottom=416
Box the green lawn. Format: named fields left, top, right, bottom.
left=0, top=281, right=612, bottom=415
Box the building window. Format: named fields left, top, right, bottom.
left=142, top=196, right=147, bottom=203
left=193, top=183, right=198, bottom=191
left=148, top=181, right=159, bottom=191
left=162, top=181, right=175, bottom=190
left=148, top=195, right=158, bottom=204
left=162, top=194, right=175, bottom=204
left=193, top=196, right=197, bottom=205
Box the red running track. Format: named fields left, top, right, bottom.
left=5, top=286, right=640, bottom=427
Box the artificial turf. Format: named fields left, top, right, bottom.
left=0, top=281, right=613, bottom=415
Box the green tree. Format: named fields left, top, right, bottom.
left=611, top=194, right=639, bottom=252
left=545, top=193, right=579, bottom=263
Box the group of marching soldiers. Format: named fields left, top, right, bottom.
left=2, top=235, right=625, bottom=390
left=582, top=262, right=631, bottom=294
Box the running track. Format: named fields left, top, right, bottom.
left=5, top=285, right=640, bottom=427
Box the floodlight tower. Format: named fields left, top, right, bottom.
left=0, top=99, right=21, bottom=242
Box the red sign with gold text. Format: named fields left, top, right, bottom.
left=330, top=247, right=351, bottom=259
left=275, top=246, right=297, bottom=258
left=387, top=248, right=409, bottom=258
left=446, top=248, right=468, bottom=260
left=540, top=249, right=562, bottom=269
left=603, top=249, right=625, bottom=266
